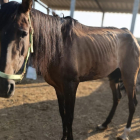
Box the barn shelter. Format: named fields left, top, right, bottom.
left=0, top=0, right=140, bottom=34
left=0, top=0, right=140, bottom=38
left=34, top=0, right=140, bottom=35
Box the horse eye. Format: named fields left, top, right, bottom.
left=21, top=31, right=28, bottom=38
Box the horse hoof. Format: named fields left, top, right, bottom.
left=61, top=138, right=67, bottom=140
left=117, top=136, right=129, bottom=140
left=61, top=136, right=67, bottom=140
left=96, top=124, right=107, bottom=131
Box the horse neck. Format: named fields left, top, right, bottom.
left=30, top=10, right=63, bottom=74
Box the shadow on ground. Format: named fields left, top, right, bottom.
left=0, top=79, right=139, bottom=140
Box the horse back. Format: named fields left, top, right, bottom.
left=61, top=26, right=140, bottom=82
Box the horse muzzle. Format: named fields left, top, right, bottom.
left=0, top=79, right=15, bottom=98
left=6, top=80, right=15, bottom=98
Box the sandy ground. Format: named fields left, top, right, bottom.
left=0, top=76, right=139, bottom=140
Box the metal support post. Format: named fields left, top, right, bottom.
left=130, top=0, right=140, bottom=33
left=101, top=12, right=105, bottom=27
left=70, top=0, right=76, bottom=18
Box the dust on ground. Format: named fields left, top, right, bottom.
left=0, top=76, right=139, bottom=140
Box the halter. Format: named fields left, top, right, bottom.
left=0, top=14, right=34, bottom=81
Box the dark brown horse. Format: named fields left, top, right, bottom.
left=0, top=1, right=140, bottom=140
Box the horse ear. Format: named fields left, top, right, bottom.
left=22, top=0, right=32, bottom=13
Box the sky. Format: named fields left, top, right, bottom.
left=9, top=0, right=140, bottom=38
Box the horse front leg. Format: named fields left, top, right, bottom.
left=55, top=88, right=67, bottom=140
left=63, top=81, right=79, bottom=140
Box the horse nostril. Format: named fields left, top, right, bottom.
left=9, top=83, right=14, bottom=93
left=7, top=80, right=15, bottom=97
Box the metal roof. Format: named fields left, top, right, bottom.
left=39, top=0, right=139, bottom=13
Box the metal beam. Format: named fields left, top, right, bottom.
left=70, top=0, right=76, bottom=18
left=47, top=8, right=50, bottom=14
left=130, top=0, right=140, bottom=33
left=35, top=0, right=48, bottom=8
left=35, top=0, right=50, bottom=14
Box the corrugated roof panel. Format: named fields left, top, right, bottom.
left=40, top=0, right=140, bottom=13
left=102, top=2, right=112, bottom=10
left=77, top=1, right=87, bottom=8
left=127, top=3, right=132, bottom=9
left=122, top=3, right=127, bottom=9
left=111, top=2, right=117, bottom=9
left=92, top=1, right=100, bottom=9
left=74, top=0, right=101, bottom=11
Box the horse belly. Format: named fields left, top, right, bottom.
left=79, top=59, right=118, bottom=81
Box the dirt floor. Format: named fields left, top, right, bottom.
left=0, top=76, right=139, bottom=140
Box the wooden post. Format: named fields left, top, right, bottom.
left=130, top=0, right=140, bottom=33
left=70, top=0, right=76, bottom=18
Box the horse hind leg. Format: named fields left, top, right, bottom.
left=97, top=69, right=122, bottom=130
left=117, top=65, right=139, bottom=140
left=117, top=92, right=138, bottom=140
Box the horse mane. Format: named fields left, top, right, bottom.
left=30, top=9, right=82, bottom=75
left=30, top=9, right=64, bottom=75
left=52, top=11, right=59, bottom=17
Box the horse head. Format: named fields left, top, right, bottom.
left=0, top=0, right=32, bottom=98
